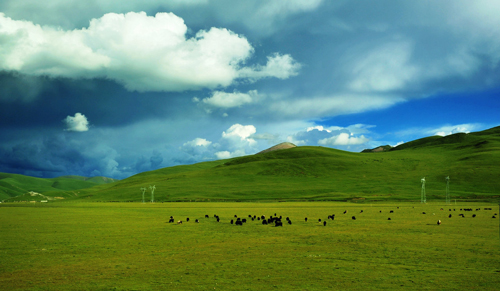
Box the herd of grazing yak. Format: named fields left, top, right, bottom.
left=167, top=207, right=498, bottom=227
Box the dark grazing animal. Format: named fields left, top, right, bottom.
left=352, top=216, right=356, bottom=220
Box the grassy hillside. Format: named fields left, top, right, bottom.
left=4, top=126, right=499, bottom=202
left=34, top=126, right=500, bottom=203
left=0, top=174, right=117, bottom=201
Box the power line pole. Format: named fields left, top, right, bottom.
left=140, top=187, right=146, bottom=203
left=149, top=185, right=156, bottom=203
left=421, top=177, right=426, bottom=204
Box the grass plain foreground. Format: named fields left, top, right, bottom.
left=1, top=201, right=499, bottom=290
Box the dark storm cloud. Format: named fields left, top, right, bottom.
left=0, top=72, right=201, bottom=131
left=0, top=134, right=86, bottom=177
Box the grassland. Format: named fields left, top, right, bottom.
left=0, top=174, right=117, bottom=202
left=1, top=128, right=499, bottom=289
left=1, top=202, right=499, bottom=290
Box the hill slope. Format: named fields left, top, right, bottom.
left=4, top=126, right=500, bottom=202
left=0, top=174, right=117, bottom=201
left=34, top=126, right=500, bottom=202
left=256, top=142, right=296, bottom=154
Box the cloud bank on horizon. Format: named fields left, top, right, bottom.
left=0, top=0, right=499, bottom=179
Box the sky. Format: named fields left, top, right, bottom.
left=0, top=0, right=499, bottom=179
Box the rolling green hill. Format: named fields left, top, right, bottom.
left=0, top=174, right=117, bottom=201
left=27, top=125, right=498, bottom=203
left=3, top=126, right=500, bottom=203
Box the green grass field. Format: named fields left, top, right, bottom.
left=1, top=202, right=499, bottom=290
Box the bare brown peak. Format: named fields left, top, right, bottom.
left=256, top=142, right=297, bottom=154
left=361, top=145, right=393, bottom=153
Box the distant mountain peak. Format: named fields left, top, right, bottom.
left=256, top=142, right=297, bottom=154
left=361, top=145, right=393, bottom=153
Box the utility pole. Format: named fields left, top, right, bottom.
left=149, top=185, right=156, bottom=203
left=421, top=177, right=426, bottom=204
left=140, top=187, right=146, bottom=203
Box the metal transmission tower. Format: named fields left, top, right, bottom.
left=445, top=176, right=450, bottom=204
left=149, top=185, right=156, bottom=203
left=140, top=187, right=147, bottom=203
left=421, top=177, right=426, bottom=204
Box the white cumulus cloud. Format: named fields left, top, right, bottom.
left=238, top=53, right=301, bottom=81
left=222, top=124, right=257, bottom=146
left=429, top=124, right=479, bottom=136
left=63, top=113, right=89, bottom=132
left=286, top=124, right=373, bottom=150
left=183, top=137, right=212, bottom=147
left=202, top=90, right=256, bottom=108
left=318, top=133, right=369, bottom=146
left=214, top=151, right=231, bottom=159
left=214, top=149, right=246, bottom=159
left=0, top=12, right=299, bottom=93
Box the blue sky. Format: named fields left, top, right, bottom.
left=0, top=0, right=499, bottom=179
